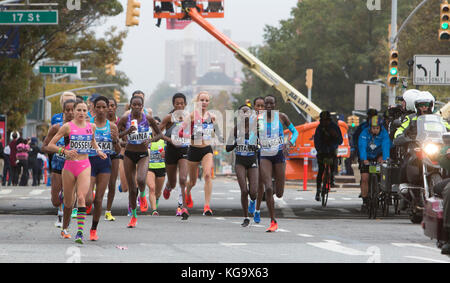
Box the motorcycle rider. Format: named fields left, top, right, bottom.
left=358, top=115, right=391, bottom=210
left=394, top=93, right=450, bottom=184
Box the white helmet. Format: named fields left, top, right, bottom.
left=414, top=91, right=435, bottom=114
left=402, top=89, right=421, bottom=112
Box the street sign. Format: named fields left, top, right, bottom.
left=0, top=10, right=58, bottom=25
left=39, top=65, right=78, bottom=74
left=413, top=55, right=450, bottom=85
left=354, top=84, right=381, bottom=111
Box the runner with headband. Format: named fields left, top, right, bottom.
left=117, top=95, right=162, bottom=228
left=47, top=100, right=107, bottom=243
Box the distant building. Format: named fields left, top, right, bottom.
left=193, top=65, right=241, bottom=98
left=164, top=30, right=251, bottom=87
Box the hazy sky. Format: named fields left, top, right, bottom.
left=94, top=0, right=299, bottom=99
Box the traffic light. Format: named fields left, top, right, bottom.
left=113, top=89, right=121, bottom=102
left=126, top=0, right=141, bottom=27
left=105, top=63, right=116, bottom=76
left=347, top=115, right=359, bottom=128
left=439, top=1, right=450, bottom=41
left=387, top=50, right=399, bottom=87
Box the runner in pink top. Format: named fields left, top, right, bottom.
left=48, top=100, right=106, bottom=244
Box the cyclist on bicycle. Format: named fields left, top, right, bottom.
left=314, top=111, right=343, bottom=202
left=358, top=115, right=391, bottom=210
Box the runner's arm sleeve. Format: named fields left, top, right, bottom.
left=287, top=123, right=298, bottom=145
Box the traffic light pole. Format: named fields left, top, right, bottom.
left=389, top=0, right=398, bottom=106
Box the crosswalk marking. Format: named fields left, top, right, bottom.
left=29, top=189, right=45, bottom=196
left=0, top=189, right=12, bottom=195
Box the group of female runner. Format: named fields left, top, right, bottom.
left=43, top=90, right=298, bottom=244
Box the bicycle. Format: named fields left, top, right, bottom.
left=367, top=161, right=381, bottom=219
left=321, top=156, right=334, bottom=208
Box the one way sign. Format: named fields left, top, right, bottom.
left=413, top=55, right=450, bottom=86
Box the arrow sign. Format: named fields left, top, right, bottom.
left=435, top=58, right=440, bottom=77
left=414, top=55, right=450, bottom=85
left=417, top=64, right=428, bottom=77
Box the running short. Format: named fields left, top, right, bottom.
left=187, top=146, right=213, bottom=163
left=124, top=150, right=149, bottom=164
left=148, top=168, right=166, bottom=178
left=165, top=144, right=188, bottom=165
left=51, top=156, right=65, bottom=175
left=89, top=155, right=112, bottom=176
left=235, top=155, right=258, bottom=169
left=260, top=149, right=285, bottom=164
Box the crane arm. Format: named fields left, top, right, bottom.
left=186, top=7, right=322, bottom=120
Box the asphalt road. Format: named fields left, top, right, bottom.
left=0, top=177, right=449, bottom=264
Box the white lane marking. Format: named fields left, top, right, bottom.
left=297, top=233, right=314, bottom=238
left=404, top=256, right=450, bottom=263
left=215, top=217, right=226, bottom=221
left=0, top=189, right=12, bottom=195
left=229, top=190, right=241, bottom=193
left=337, top=208, right=351, bottom=213
left=392, top=243, right=440, bottom=251
left=295, top=197, right=304, bottom=200
left=227, top=197, right=234, bottom=200
left=307, top=240, right=368, bottom=256
left=327, top=197, right=335, bottom=201
left=342, top=197, right=353, bottom=200
left=252, top=224, right=265, bottom=228
left=220, top=242, right=247, bottom=246
left=277, top=228, right=291, bottom=233
left=29, top=189, right=45, bottom=196
left=212, top=192, right=226, bottom=195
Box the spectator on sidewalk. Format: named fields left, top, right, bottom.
left=28, top=137, right=41, bottom=186
left=9, top=132, right=19, bottom=186
left=0, top=135, right=4, bottom=182
left=2, top=144, right=11, bottom=186
left=16, top=138, right=30, bottom=186
left=37, top=152, right=47, bottom=186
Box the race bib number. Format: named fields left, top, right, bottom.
left=69, top=134, right=92, bottom=154
left=171, top=135, right=190, bottom=147
left=149, top=150, right=164, bottom=163
left=128, top=130, right=152, bottom=145
left=260, top=137, right=283, bottom=150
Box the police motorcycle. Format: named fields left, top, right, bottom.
left=394, top=114, right=447, bottom=223
left=422, top=133, right=449, bottom=249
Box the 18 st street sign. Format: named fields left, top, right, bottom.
left=0, top=10, right=58, bottom=25
left=413, top=55, right=450, bottom=86
left=39, top=66, right=77, bottom=74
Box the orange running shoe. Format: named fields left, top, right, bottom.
left=203, top=205, right=213, bottom=216
left=61, top=229, right=71, bottom=239
left=139, top=196, right=148, bottom=212
left=185, top=189, right=193, bottom=208
left=266, top=220, right=278, bottom=232
left=181, top=208, right=190, bottom=220
left=127, top=216, right=137, bottom=228
left=90, top=229, right=98, bottom=241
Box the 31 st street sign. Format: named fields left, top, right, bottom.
left=413, top=55, right=450, bottom=86
left=0, top=10, right=58, bottom=25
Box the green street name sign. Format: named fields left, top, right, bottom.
left=0, top=10, right=58, bottom=25
left=39, top=66, right=78, bottom=74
